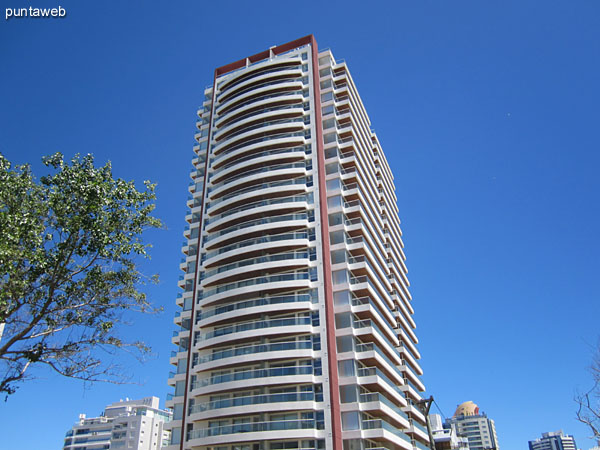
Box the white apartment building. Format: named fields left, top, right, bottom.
left=63, top=396, right=172, bottom=450
left=529, top=431, right=577, bottom=450
left=444, top=402, right=498, bottom=450
left=166, top=35, right=427, bottom=450
left=429, top=414, right=469, bottom=450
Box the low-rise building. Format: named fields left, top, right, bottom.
left=63, top=396, right=171, bottom=450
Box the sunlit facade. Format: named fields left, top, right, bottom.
left=165, top=35, right=427, bottom=450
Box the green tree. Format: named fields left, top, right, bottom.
left=0, top=152, right=162, bottom=396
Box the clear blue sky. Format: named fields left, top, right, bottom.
left=1, top=1, right=599, bottom=449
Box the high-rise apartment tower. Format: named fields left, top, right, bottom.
left=529, top=431, right=577, bottom=450
left=165, top=35, right=427, bottom=450
left=445, top=402, right=499, bottom=450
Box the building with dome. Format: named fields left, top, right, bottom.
left=444, top=401, right=499, bottom=450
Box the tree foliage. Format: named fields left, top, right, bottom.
left=0, top=152, right=162, bottom=396
left=576, top=343, right=600, bottom=445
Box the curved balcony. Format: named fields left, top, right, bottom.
left=197, top=291, right=314, bottom=321
left=215, top=93, right=304, bottom=129
left=216, top=81, right=304, bottom=116
left=218, top=58, right=301, bottom=92
left=215, top=104, right=304, bottom=140
left=218, top=68, right=303, bottom=105
left=191, top=365, right=315, bottom=394
left=207, top=185, right=307, bottom=219
left=205, top=196, right=309, bottom=234
left=214, top=106, right=304, bottom=143
left=204, top=213, right=309, bottom=251
left=198, top=271, right=312, bottom=307
left=213, top=134, right=308, bottom=173
left=212, top=150, right=307, bottom=184
left=186, top=418, right=323, bottom=447
left=189, top=391, right=318, bottom=421
left=193, top=339, right=315, bottom=372
left=209, top=165, right=307, bottom=203
left=201, top=250, right=311, bottom=287
left=213, top=122, right=306, bottom=156
left=204, top=230, right=310, bottom=267
left=195, top=316, right=312, bottom=349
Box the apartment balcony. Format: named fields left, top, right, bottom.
left=186, top=418, right=324, bottom=447
left=211, top=146, right=307, bottom=179
left=192, top=339, right=315, bottom=373
left=188, top=391, right=321, bottom=421
left=213, top=164, right=306, bottom=200
left=206, top=184, right=308, bottom=220
left=213, top=120, right=306, bottom=156
left=203, top=213, right=310, bottom=251
left=214, top=105, right=304, bottom=143
left=190, top=364, right=317, bottom=396
left=216, top=80, right=304, bottom=116
left=215, top=93, right=304, bottom=129
left=194, top=316, right=314, bottom=350
left=200, top=250, right=311, bottom=287
left=218, top=58, right=302, bottom=94
left=196, top=292, right=315, bottom=329
left=218, top=68, right=303, bottom=105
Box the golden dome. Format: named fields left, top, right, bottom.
left=454, top=401, right=480, bottom=417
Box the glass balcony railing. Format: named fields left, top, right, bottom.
left=191, top=365, right=314, bottom=389
left=218, top=62, right=301, bottom=92
left=217, top=89, right=305, bottom=119
left=351, top=296, right=396, bottom=337
left=196, top=316, right=311, bottom=342
left=202, top=251, right=310, bottom=280
left=361, top=418, right=411, bottom=442
left=206, top=195, right=308, bottom=225
left=352, top=319, right=398, bottom=350
left=204, top=231, right=309, bottom=260
left=217, top=130, right=308, bottom=157
left=357, top=366, right=402, bottom=396
left=355, top=342, right=403, bottom=380
left=197, top=340, right=313, bottom=364
left=411, top=420, right=428, bottom=435
left=209, top=175, right=307, bottom=208
left=217, top=104, right=303, bottom=136
left=216, top=145, right=306, bottom=171
left=359, top=392, right=408, bottom=420
left=189, top=391, right=315, bottom=414
left=197, top=292, right=315, bottom=322
left=214, top=160, right=305, bottom=190
left=198, top=271, right=310, bottom=300
left=204, top=213, right=308, bottom=243
left=218, top=77, right=303, bottom=109
left=187, top=418, right=323, bottom=440
left=216, top=117, right=305, bottom=145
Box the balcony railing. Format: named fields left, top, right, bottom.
left=195, top=316, right=311, bottom=342
left=198, top=271, right=310, bottom=301
left=189, top=391, right=316, bottom=414
left=187, top=418, right=323, bottom=440
left=197, top=292, right=315, bottom=322
left=197, top=339, right=313, bottom=364
left=191, top=365, right=314, bottom=389
left=204, top=230, right=310, bottom=261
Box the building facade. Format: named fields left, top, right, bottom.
left=429, top=414, right=469, bottom=450
left=444, top=402, right=498, bottom=450
left=529, top=431, right=577, bottom=450
left=63, top=396, right=172, bottom=450
left=166, top=35, right=426, bottom=450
